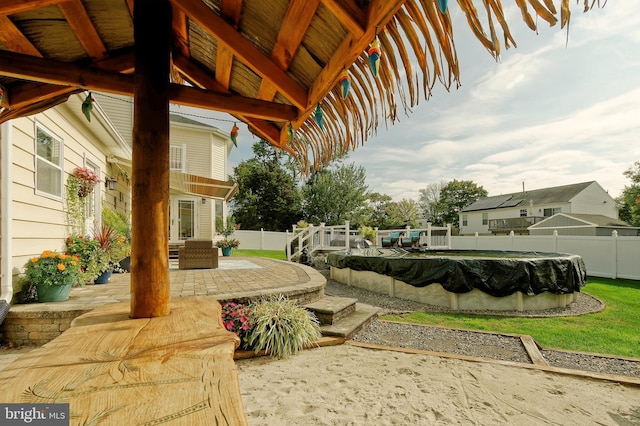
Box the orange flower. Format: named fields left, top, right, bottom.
left=30, top=257, right=39, bottom=263
left=57, top=263, right=66, bottom=271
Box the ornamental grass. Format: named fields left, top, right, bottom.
left=246, top=295, right=321, bottom=358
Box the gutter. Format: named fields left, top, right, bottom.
left=1, top=121, right=12, bottom=321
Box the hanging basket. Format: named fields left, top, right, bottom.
left=77, top=179, right=96, bottom=198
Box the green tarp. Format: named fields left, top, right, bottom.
left=327, top=249, right=587, bottom=297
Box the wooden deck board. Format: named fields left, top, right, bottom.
left=0, top=296, right=248, bottom=425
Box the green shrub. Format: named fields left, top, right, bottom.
left=247, top=295, right=321, bottom=358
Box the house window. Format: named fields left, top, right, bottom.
left=170, top=144, right=186, bottom=172
left=482, top=213, right=488, bottom=225
left=520, top=209, right=527, bottom=217
left=462, top=215, right=468, bottom=226
left=35, top=124, right=63, bottom=198
left=543, top=207, right=561, bottom=217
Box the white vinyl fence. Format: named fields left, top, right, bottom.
left=235, top=228, right=640, bottom=281
left=451, top=231, right=640, bottom=280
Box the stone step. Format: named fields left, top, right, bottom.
left=305, top=296, right=357, bottom=325
left=319, top=303, right=381, bottom=340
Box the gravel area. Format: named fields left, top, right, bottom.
left=320, top=269, right=640, bottom=379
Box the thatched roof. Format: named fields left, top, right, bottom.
left=0, top=0, right=601, bottom=172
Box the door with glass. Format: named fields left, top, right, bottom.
left=170, top=198, right=197, bottom=243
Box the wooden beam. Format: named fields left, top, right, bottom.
left=215, top=45, right=234, bottom=89
left=7, top=83, right=76, bottom=109
left=170, top=5, right=189, bottom=58
left=169, top=0, right=308, bottom=110
left=7, top=51, right=135, bottom=109
left=0, top=50, right=296, bottom=120
left=0, top=16, right=42, bottom=56
left=320, top=0, right=366, bottom=38
left=0, top=50, right=133, bottom=95
left=0, top=0, right=73, bottom=15
left=256, top=0, right=320, bottom=101
left=215, top=0, right=243, bottom=89
left=58, top=0, right=107, bottom=59
left=172, top=52, right=293, bottom=148
left=169, top=83, right=297, bottom=121
left=131, top=0, right=172, bottom=318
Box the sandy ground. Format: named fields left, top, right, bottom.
left=235, top=344, right=640, bottom=426
left=2, top=344, right=639, bottom=425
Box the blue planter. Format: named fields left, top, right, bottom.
left=222, top=247, right=232, bottom=257
left=94, top=270, right=112, bottom=284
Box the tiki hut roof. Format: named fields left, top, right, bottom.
left=0, top=0, right=600, bottom=171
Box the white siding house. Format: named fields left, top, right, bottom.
left=459, top=181, right=620, bottom=236
left=1, top=93, right=132, bottom=304
left=1, top=94, right=236, bottom=304
left=90, top=93, right=236, bottom=245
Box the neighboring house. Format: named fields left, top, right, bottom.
left=1, top=93, right=132, bottom=303
left=528, top=213, right=639, bottom=236
left=459, top=181, right=620, bottom=235
left=0, top=93, right=236, bottom=304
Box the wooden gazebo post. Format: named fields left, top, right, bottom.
left=130, top=0, right=172, bottom=318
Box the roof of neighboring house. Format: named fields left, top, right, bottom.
left=462, top=182, right=597, bottom=212
left=169, top=113, right=217, bottom=130
left=529, top=213, right=634, bottom=229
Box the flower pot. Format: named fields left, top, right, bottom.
left=36, top=283, right=72, bottom=303
left=222, top=246, right=232, bottom=257
left=118, top=256, right=131, bottom=272
left=94, top=270, right=112, bottom=284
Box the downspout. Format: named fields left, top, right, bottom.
left=1, top=120, right=13, bottom=305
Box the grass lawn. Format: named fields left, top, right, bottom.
left=382, top=277, right=640, bottom=358
left=232, top=249, right=286, bottom=260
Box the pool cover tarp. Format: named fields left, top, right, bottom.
left=327, top=249, right=587, bottom=297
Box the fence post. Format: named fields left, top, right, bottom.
left=345, top=220, right=350, bottom=249
left=446, top=224, right=452, bottom=248
left=260, top=228, right=265, bottom=250
left=474, top=232, right=478, bottom=249
left=374, top=227, right=379, bottom=247
left=427, top=222, right=432, bottom=247
left=303, top=225, right=311, bottom=254
left=553, top=230, right=558, bottom=253
left=611, top=230, right=618, bottom=279
left=286, top=230, right=291, bottom=260
left=509, top=230, right=515, bottom=250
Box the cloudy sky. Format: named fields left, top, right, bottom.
left=173, top=1, right=640, bottom=202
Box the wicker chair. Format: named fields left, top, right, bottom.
left=178, top=239, right=219, bottom=270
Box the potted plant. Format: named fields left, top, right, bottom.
left=102, top=207, right=131, bottom=272
left=65, top=234, right=109, bottom=284
left=215, top=238, right=240, bottom=256
left=92, top=224, right=117, bottom=284
left=215, top=216, right=240, bottom=256
left=23, top=250, right=82, bottom=302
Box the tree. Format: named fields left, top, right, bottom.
left=364, top=192, right=394, bottom=229
left=618, top=161, right=640, bottom=227
left=436, top=180, right=488, bottom=226
left=302, top=163, right=369, bottom=226
left=231, top=140, right=303, bottom=231
left=387, top=198, right=420, bottom=227
left=418, top=180, right=447, bottom=224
